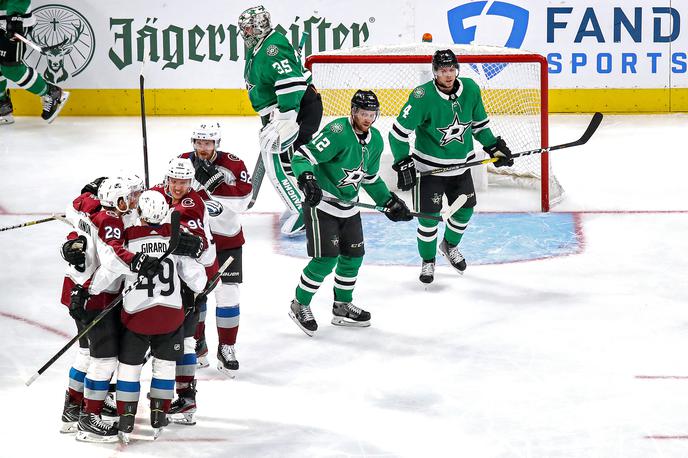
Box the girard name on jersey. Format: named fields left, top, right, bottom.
left=139, top=241, right=168, bottom=254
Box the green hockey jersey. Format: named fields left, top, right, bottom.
left=243, top=30, right=311, bottom=117
left=292, top=117, right=391, bottom=218
left=389, top=78, right=498, bottom=175
left=0, top=0, right=30, bottom=15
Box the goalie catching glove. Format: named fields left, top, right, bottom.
left=384, top=192, right=413, bottom=222
left=194, top=160, right=224, bottom=192
left=297, top=171, right=322, bottom=206
left=483, top=137, right=513, bottom=168
left=392, top=156, right=417, bottom=191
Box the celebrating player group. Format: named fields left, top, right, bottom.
left=10, top=2, right=516, bottom=445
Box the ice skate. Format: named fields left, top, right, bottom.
left=60, top=391, right=80, bottom=433
left=75, top=412, right=118, bottom=443
left=438, top=239, right=467, bottom=275
left=195, top=337, right=209, bottom=369
left=288, top=299, right=318, bottom=336
left=0, top=90, right=14, bottom=125
left=168, top=381, right=197, bottom=425
left=419, top=259, right=435, bottom=284
left=117, top=401, right=137, bottom=445
left=331, top=301, right=371, bottom=327
left=217, top=344, right=239, bottom=377
left=150, top=398, right=169, bottom=440
left=101, top=391, right=117, bottom=420
left=41, top=83, right=70, bottom=123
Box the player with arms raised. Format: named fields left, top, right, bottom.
left=389, top=49, right=514, bottom=283
left=288, top=90, right=412, bottom=336
left=239, top=5, right=323, bottom=236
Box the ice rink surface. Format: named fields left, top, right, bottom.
left=1, top=113, right=687, bottom=457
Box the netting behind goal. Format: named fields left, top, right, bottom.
left=306, top=43, right=564, bottom=211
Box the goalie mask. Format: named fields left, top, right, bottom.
left=432, top=49, right=459, bottom=77
left=238, top=5, right=272, bottom=48
left=137, top=190, right=169, bottom=225
left=191, top=121, right=222, bottom=151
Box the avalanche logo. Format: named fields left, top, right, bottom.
left=447, top=1, right=529, bottom=79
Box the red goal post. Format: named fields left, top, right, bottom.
left=306, top=44, right=561, bottom=212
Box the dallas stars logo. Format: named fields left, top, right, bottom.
left=338, top=161, right=365, bottom=190
left=437, top=114, right=471, bottom=146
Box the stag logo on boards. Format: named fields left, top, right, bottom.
left=23, top=4, right=96, bottom=84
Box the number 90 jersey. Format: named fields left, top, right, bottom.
left=121, top=225, right=207, bottom=335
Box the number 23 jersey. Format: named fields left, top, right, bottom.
left=121, top=224, right=207, bottom=335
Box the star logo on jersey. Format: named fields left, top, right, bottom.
left=338, top=161, right=365, bottom=190
left=331, top=235, right=340, bottom=247
left=437, top=114, right=471, bottom=146
left=432, top=193, right=442, bottom=205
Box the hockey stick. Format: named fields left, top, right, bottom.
left=421, top=112, right=604, bottom=176
left=13, top=33, right=68, bottom=54
left=322, top=193, right=467, bottom=222
left=141, top=255, right=235, bottom=365
left=139, top=55, right=151, bottom=188
left=247, top=31, right=311, bottom=209
left=25, top=211, right=181, bottom=387
left=0, top=213, right=65, bottom=232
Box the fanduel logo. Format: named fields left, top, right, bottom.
left=447, top=1, right=529, bottom=79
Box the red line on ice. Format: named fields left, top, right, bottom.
left=635, top=375, right=688, bottom=379
left=645, top=435, right=688, bottom=439
left=0, top=311, right=70, bottom=338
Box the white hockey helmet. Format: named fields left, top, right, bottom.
left=191, top=121, right=222, bottom=150
left=166, top=157, right=195, bottom=181
left=238, top=5, right=272, bottom=48
left=126, top=174, right=145, bottom=193
left=98, top=177, right=133, bottom=210
left=137, top=190, right=169, bottom=224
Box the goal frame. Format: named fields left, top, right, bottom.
left=305, top=53, right=552, bottom=212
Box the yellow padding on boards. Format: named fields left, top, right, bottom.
left=9, top=88, right=688, bottom=115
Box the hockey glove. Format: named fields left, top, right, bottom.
left=61, top=235, right=87, bottom=272
left=483, top=137, right=514, bottom=168
left=384, top=192, right=413, bottom=222
left=131, top=253, right=164, bottom=277
left=174, top=231, right=203, bottom=259
left=192, top=293, right=208, bottom=314
left=6, top=16, right=24, bottom=40
left=392, top=156, right=417, bottom=191
left=194, top=160, right=224, bottom=193
left=80, top=176, right=107, bottom=195
left=297, top=172, right=322, bottom=207
left=69, top=285, right=90, bottom=323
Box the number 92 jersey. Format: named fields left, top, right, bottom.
left=121, top=224, right=207, bottom=335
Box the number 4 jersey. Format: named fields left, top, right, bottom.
left=121, top=224, right=207, bottom=335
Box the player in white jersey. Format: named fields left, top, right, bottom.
left=113, top=191, right=207, bottom=443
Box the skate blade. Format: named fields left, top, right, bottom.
left=60, top=421, right=77, bottom=434
left=331, top=317, right=371, bottom=327
left=152, top=427, right=164, bottom=440
left=46, top=91, right=70, bottom=124
left=288, top=311, right=315, bottom=337
left=196, top=356, right=210, bottom=369
left=217, top=363, right=237, bottom=379
left=118, top=431, right=131, bottom=445
left=167, top=412, right=197, bottom=426
left=75, top=430, right=119, bottom=443
left=0, top=115, right=14, bottom=125
left=438, top=252, right=465, bottom=276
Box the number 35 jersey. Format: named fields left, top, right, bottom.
left=121, top=224, right=207, bottom=335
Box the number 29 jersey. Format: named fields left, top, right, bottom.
left=121, top=224, right=207, bottom=335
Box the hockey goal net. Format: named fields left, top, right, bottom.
left=305, top=43, right=563, bottom=212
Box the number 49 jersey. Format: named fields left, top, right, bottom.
left=121, top=225, right=207, bottom=335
